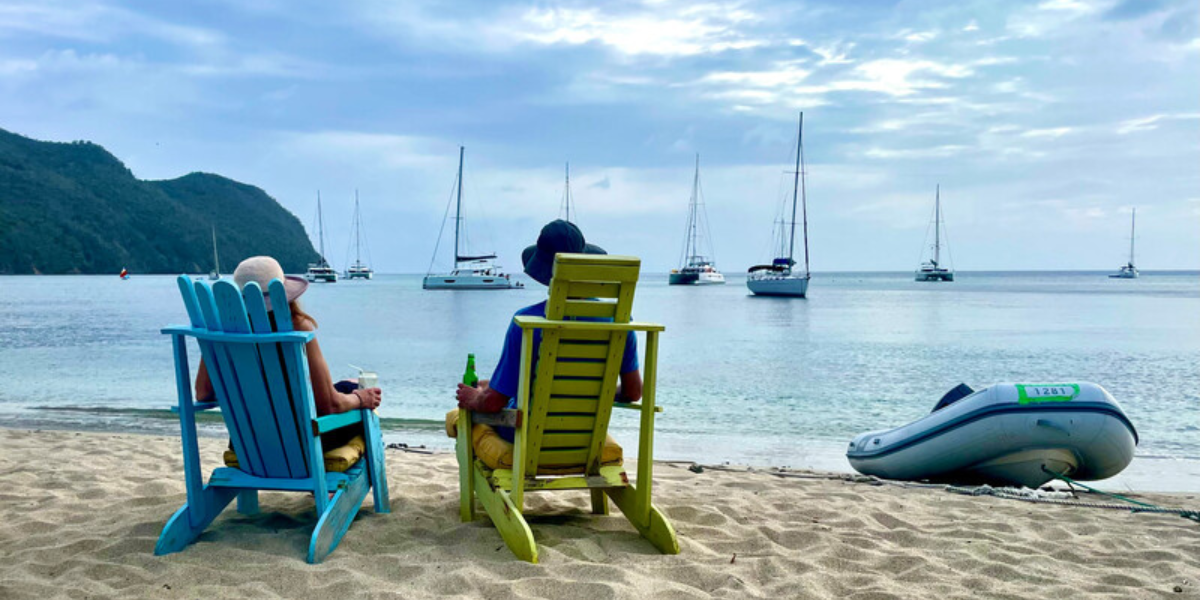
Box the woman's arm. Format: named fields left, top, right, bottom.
left=195, top=360, right=215, bottom=402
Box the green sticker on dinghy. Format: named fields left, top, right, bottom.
left=1016, top=384, right=1080, bottom=404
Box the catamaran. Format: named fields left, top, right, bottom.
left=208, top=225, right=220, bottom=280
left=670, top=154, right=724, bottom=285
left=1110, top=208, right=1139, bottom=279
left=747, top=112, right=811, bottom=297
left=423, top=146, right=523, bottom=290
left=306, top=192, right=338, bottom=283
left=915, top=185, right=954, bottom=282
left=345, top=190, right=374, bottom=280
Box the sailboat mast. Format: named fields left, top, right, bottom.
left=354, top=190, right=361, bottom=265
left=934, top=185, right=941, bottom=266
left=690, top=153, right=701, bottom=263
left=317, top=191, right=326, bottom=263
left=454, top=146, right=464, bottom=264
left=789, top=113, right=802, bottom=266
left=1130, top=208, right=1136, bottom=265
left=564, top=162, right=571, bottom=223
left=211, top=226, right=219, bottom=274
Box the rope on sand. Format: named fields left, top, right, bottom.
left=679, top=462, right=1199, bottom=524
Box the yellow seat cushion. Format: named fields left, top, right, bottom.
left=223, top=434, right=366, bottom=474
left=446, top=408, right=622, bottom=475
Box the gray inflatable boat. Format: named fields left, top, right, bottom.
left=847, top=382, right=1137, bottom=488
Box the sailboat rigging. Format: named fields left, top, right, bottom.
left=747, top=112, right=811, bottom=297
left=423, top=146, right=523, bottom=290
left=915, top=185, right=954, bottom=282
left=306, top=192, right=338, bottom=283
left=345, top=190, right=374, bottom=280
left=208, top=225, right=220, bottom=280
left=560, top=162, right=577, bottom=223
left=1109, top=208, right=1139, bottom=279
left=669, top=154, right=724, bottom=285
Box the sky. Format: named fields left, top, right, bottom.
left=0, top=0, right=1197, bottom=273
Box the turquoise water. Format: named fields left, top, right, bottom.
left=1, top=272, right=1198, bottom=491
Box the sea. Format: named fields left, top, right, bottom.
left=1, top=271, right=1198, bottom=492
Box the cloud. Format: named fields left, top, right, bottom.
left=588, top=176, right=611, bottom=190
left=517, top=3, right=765, bottom=57
left=1116, top=112, right=1200, bottom=134
left=0, top=1, right=223, bottom=48
left=1020, top=127, right=1073, bottom=138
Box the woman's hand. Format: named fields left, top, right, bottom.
left=353, top=387, right=382, bottom=410
left=456, top=383, right=481, bottom=410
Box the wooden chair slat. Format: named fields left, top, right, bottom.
left=544, top=414, right=596, bottom=431
left=538, top=448, right=589, bottom=466
left=550, top=378, right=604, bottom=397
left=546, top=397, right=599, bottom=414
left=566, top=281, right=620, bottom=299
left=244, top=282, right=308, bottom=479
left=562, top=300, right=617, bottom=319
left=554, top=361, right=608, bottom=378
left=540, top=432, right=592, bottom=448
left=558, top=343, right=609, bottom=359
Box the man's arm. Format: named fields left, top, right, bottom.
left=616, top=370, right=643, bottom=403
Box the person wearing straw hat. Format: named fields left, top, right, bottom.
left=194, top=256, right=382, bottom=416
left=452, top=220, right=642, bottom=442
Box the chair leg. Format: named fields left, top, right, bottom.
left=237, top=490, right=259, bottom=515
left=363, top=409, right=391, bottom=513
left=456, top=409, right=476, bottom=522
left=473, top=465, right=537, bottom=563
left=590, top=489, right=609, bottom=515
left=606, top=486, right=680, bottom=555
left=308, top=470, right=370, bottom=564
left=155, top=486, right=238, bottom=556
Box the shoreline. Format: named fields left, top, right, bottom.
left=0, top=427, right=1197, bottom=599
left=4, top=410, right=1200, bottom=494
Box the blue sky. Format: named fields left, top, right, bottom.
left=1, top=0, right=1196, bottom=272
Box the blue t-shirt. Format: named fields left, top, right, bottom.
left=488, top=300, right=639, bottom=442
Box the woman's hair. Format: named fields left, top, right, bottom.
left=289, top=300, right=317, bottom=328
left=267, top=300, right=317, bottom=330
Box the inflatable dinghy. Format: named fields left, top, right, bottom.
left=847, top=383, right=1137, bottom=488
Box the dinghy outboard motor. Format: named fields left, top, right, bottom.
left=847, top=382, right=1137, bottom=488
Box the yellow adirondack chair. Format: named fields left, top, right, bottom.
left=456, top=253, right=679, bottom=563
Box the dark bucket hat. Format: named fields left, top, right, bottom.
left=522, top=220, right=606, bottom=286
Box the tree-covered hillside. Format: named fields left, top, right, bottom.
left=0, top=128, right=319, bottom=274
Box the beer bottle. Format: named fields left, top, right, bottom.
left=462, top=353, right=479, bottom=387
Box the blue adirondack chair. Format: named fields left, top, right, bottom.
left=156, top=275, right=390, bottom=563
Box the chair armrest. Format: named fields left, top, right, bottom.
left=313, top=410, right=364, bottom=435
left=170, top=400, right=220, bottom=413
left=613, top=402, right=663, bottom=414
left=471, top=409, right=522, bottom=428
left=161, top=325, right=316, bottom=344
left=514, top=316, right=665, bottom=332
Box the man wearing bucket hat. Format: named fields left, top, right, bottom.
left=194, top=256, right=382, bottom=417
left=453, top=220, right=642, bottom=442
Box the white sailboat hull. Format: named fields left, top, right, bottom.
left=747, top=274, right=809, bottom=297
left=422, top=274, right=520, bottom=289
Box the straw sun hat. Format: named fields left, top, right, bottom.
left=232, top=256, right=308, bottom=311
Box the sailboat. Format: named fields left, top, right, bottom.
left=747, top=112, right=811, bottom=297
left=1110, top=208, right=1139, bottom=279
left=560, top=162, right=577, bottom=223
left=306, top=192, right=338, bottom=283
left=422, top=146, right=523, bottom=290
left=345, top=191, right=374, bottom=280
left=670, top=154, right=725, bottom=285
left=208, top=225, right=220, bottom=280
left=915, top=185, right=954, bottom=282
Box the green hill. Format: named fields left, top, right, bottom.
left=0, top=128, right=319, bottom=274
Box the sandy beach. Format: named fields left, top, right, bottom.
left=0, top=427, right=1196, bottom=599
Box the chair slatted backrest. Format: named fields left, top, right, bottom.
left=521, top=254, right=640, bottom=477
left=175, top=276, right=319, bottom=480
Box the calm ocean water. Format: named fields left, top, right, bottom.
left=1, top=271, right=1198, bottom=491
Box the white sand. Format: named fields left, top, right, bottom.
left=0, top=428, right=1196, bottom=599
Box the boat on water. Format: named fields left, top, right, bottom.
left=1110, top=208, right=1139, bottom=279
left=560, top=161, right=577, bottom=223
left=915, top=185, right=954, bottom=282
left=670, top=154, right=725, bottom=286
left=423, top=147, right=523, bottom=290
left=847, top=382, right=1137, bottom=488
left=306, top=192, right=338, bottom=283
left=345, top=191, right=374, bottom=280
left=747, top=112, right=811, bottom=297
left=208, top=226, right=220, bottom=280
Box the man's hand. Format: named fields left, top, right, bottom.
left=456, top=383, right=482, bottom=410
